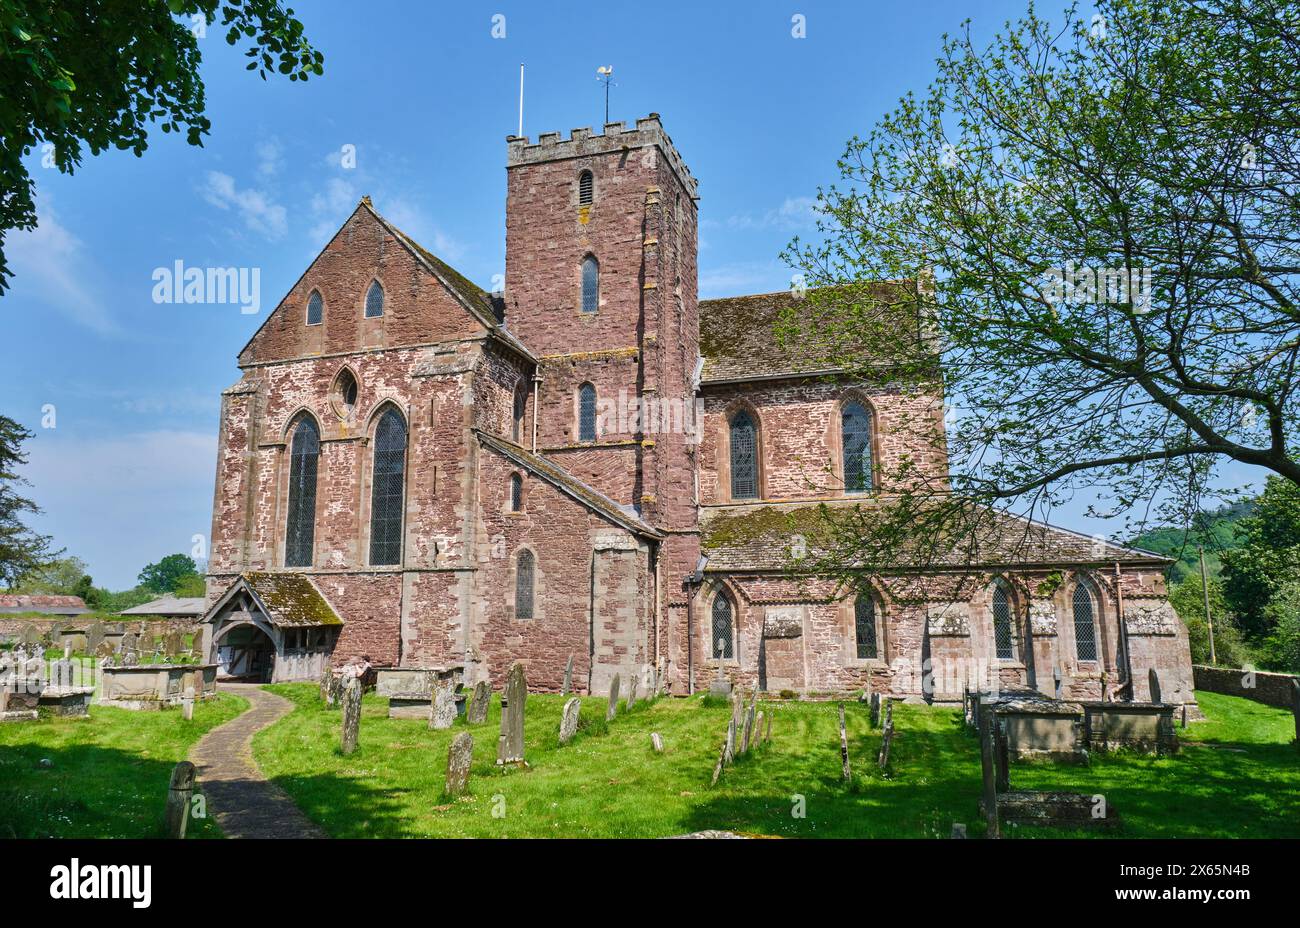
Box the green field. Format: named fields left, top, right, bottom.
left=252, top=686, right=1300, bottom=838
left=0, top=693, right=247, bottom=838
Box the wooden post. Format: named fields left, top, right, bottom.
left=838, top=702, right=851, bottom=781
left=978, top=706, right=1000, bottom=838
left=165, top=761, right=196, bottom=839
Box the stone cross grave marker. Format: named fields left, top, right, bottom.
left=496, top=662, right=526, bottom=765
left=467, top=680, right=491, bottom=724
left=559, top=697, right=581, bottom=745
left=445, top=732, right=473, bottom=798
left=340, top=677, right=363, bottom=755
left=606, top=673, right=620, bottom=721
left=561, top=654, right=574, bottom=696
left=429, top=681, right=458, bottom=730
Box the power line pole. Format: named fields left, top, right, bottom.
left=1199, top=545, right=1216, bottom=665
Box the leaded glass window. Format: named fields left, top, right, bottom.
left=578, top=170, right=594, bottom=205
left=729, top=410, right=758, bottom=500
left=992, top=581, right=1015, bottom=660
left=284, top=417, right=319, bottom=567
left=365, top=280, right=384, bottom=318
left=1073, top=580, right=1098, bottom=661
left=368, top=408, right=406, bottom=565
left=510, top=473, right=522, bottom=512
left=711, top=592, right=734, bottom=659
left=855, top=593, right=878, bottom=660
left=581, top=256, right=599, bottom=313
left=842, top=400, right=873, bottom=494
left=578, top=383, right=597, bottom=441
left=516, top=550, right=535, bottom=619
left=513, top=387, right=527, bottom=442
left=306, top=290, right=323, bottom=325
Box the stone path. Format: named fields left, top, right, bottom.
left=189, top=683, right=325, bottom=839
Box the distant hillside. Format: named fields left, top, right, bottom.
left=1126, top=501, right=1255, bottom=583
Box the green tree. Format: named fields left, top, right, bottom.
left=780, top=0, right=1300, bottom=576
left=0, top=0, right=324, bottom=292
left=1259, top=581, right=1300, bottom=672
left=1167, top=572, right=1252, bottom=667
left=0, top=414, right=58, bottom=587
left=137, top=553, right=199, bottom=595
left=8, top=554, right=88, bottom=594
left=1221, top=476, right=1300, bottom=637
left=171, top=572, right=207, bottom=598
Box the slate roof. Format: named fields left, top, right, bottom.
left=699, top=282, right=922, bottom=384
left=0, top=595, right=89, bottom=616
left=476, top=431, right=665, bottom=540
left=119, top=595, right=207, bottom=617
left=204, top=572, right=343, bottom=627
left=700, top=500, right=1171, bottom=572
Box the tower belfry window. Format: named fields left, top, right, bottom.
left=578, top=170, right=594, bottom=205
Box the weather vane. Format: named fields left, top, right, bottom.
left=596, top=66, right=615, bottom=124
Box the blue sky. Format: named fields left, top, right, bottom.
left=2, top=1, right=1257, bottom=589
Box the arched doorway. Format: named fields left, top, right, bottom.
left=215, top=623, right=276, bottom=682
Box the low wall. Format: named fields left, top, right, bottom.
left=1193, top=665, right=1299, bottom=709
left=100, top=664, right=218, bottom=708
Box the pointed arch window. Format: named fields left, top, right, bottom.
left=306, top=290, right=323, bottom=326
left=1073, top=579, right=1099, bottom=662
left=581, top=256, right=599, bottom=313
left=284, top=416, right=320, bottom=567
left=364, top=280, right=384, bottom=318
left=729, top=410, right=758, bottom=500
left=368, top=408, right=406, bottom=565
left=842, top=400, right=874, bottom=494
left=711, top=591, right=735, bottom=659
left=515, top=549, right=535, bottom=619
left=578, top=170, right=594, bottom=205
left=854, top=592, right=879, bottom=659
left=992, top=580, right=1016, bottom=660
left=509, top=473, right=523, bottom=512
left=578, top=383, right=597, bottom=442
left=512, top=386, right=527, bottom=443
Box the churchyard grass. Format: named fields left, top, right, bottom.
left=253, top=686, right=1299, bottom=838
left=0, top=692, right=247, bottom=838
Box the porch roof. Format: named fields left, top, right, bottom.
left=203, top=572, right=344, bottom=628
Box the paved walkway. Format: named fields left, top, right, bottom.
left=189, top=683, right=325, bottom=839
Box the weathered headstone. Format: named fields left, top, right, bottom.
left=467, top=680, right=491, bottom=724
left=951, top=822, right=968, bottom=839
left=445, top=732, right=473, bottom=798
left=838, top=702, right=851, bottom=781
left=181, top=687, right=195, bottom=721
left=731, top=690, right=745, bottom=729
left=878, top=702, right=895, bottom=771
left=340, top=677, right=363, bottom=755
left=626, top=674, right=639, bottom=711
left=978, top=705, right=1000, bottom=839
left=606, top=673, right=620, bottom=721
left=754, top=711, right=764, bottom=745
left=496, top=662, right=526, bottom=765
left=651, top=732, right=664, bottom=753
left=319, top=666, right=332, bottom=703
left=85, top=621, right=105, bottom=655
left=710, top=737, right=727, bottom=786
left=165, top=761, right=196, bottom=839
left=724, top=717, right=736, bottom=764
left=429, top=681, right=458, bottom=730
left=1147, top=668, right=1162, bottom=704
left=561, top=654, right=574, bottom=696
left=764, top=710, right=772, bottom=742
left=558, top=697, right=581, bottom=745
left=741, top=701, right=756, bottom=754
left=120, top=631, right=137, bottom=660
left=95, top=640, right=115, bottom=661
left=869, top=691, right=881, bottom=728
left=164, top=629, right=184, bottom=657
left=329, top=673, right=346, bottom=708
left=18, top=624, right=40, bottom=648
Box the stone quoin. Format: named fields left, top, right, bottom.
left=199, top=113, right=1196, bottom=709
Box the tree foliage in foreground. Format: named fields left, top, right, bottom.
left=0, top=415, right=57, bottom=587
left=780, top=0, right=1300, bottom=577
left=0, top=0, right=324, bottom=292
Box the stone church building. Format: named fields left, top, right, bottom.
left=202, top=114, right=1195, bottom=708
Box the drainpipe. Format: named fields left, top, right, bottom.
left=684, top=557, right=706, bottom=694
left=531, top=374, right=541, bottom=454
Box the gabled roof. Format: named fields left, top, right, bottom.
left=119, top=595, right=207, bottom=617
left=203, top=572, right=343, bottom=628
left=699, top=500, right=1172, bottom=572
left=475, top=431, right=665, bottom=540
left=699, top=282, right=922, bottom=384
left=0, top=594, right=89, bottom=616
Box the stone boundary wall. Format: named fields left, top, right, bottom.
left=1193, top=664, right=1298, bottom=709
left=0, top=617, right=198, bottom=636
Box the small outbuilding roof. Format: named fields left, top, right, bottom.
left=0, top=594, right=90, bottom=616
left=119, top=595, right=207, bottom=617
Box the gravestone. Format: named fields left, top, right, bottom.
left=1147, top=668, right=1162, bottom=704
left=319, top=666, right=332, bottom=703
left=559, top=697, right=581, bottom=745
left=651, top=732, right=664, bottom=753
left=561, top=654, right=574, bottom=696
left=18, top=624, right=40, bottom=648
left=165, top=761, right=196, bottom=839
left=978, top=705, right=1001, bottom=839
left=429, top=681, right=458, bottom=730
left=62, top=643, right=72, bottom=660
left=52, top=658, right=74, bottom=689
left=878, top=702, right=895, bottom=770
left=123, top=650, right=139, bottom=667
left=181, top=687, right=195, bottom=721
left=765, top=711, right=772, bottom=742
left=626, top=674, right=639, bottom=711
left=445, top=732, right=473, bottom=798
left=741, top=702, right=755, bottom=754
left=329, top=673, right=346, bottom=708
left=951, top=823, right=968, bottom=839
left=838, top=703, right=851, bottom=781
left=95, top=640, right=115, bottom=661
left=606, top=673, right=620, bottom=721
left=869, top=692, right=881, bottom=728
left=467, top=680, right=491, bottom=724
left=164, top=630, right=184, bottom=658
left=724, top=717, right=736, bottom=764
left=731, top=690, right=745, bottom=729
left=496, top=662, right=526, bottom=766
left=120, top=631, right=137, bottom=660
left=710, top=737, right=727, bottom=786
left=340, top=678, right=363, bottom=755
left=85, top=621, right=105, bottom=655
left=755, top=711, right=764, bottom=744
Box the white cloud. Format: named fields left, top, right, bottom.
left=5, top=204, right=116, bottom=335
left=383, top=198, right=467, bottom=263
left=255, top=138, right=285, bottom=178
left=725, top=195, right=820, bottom=231
left=199, top=170, right=288, bottom=240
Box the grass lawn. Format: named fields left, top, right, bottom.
left=253, top=685, right=1299, bottom=838
left=0, top=693, right=248, bottom=838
